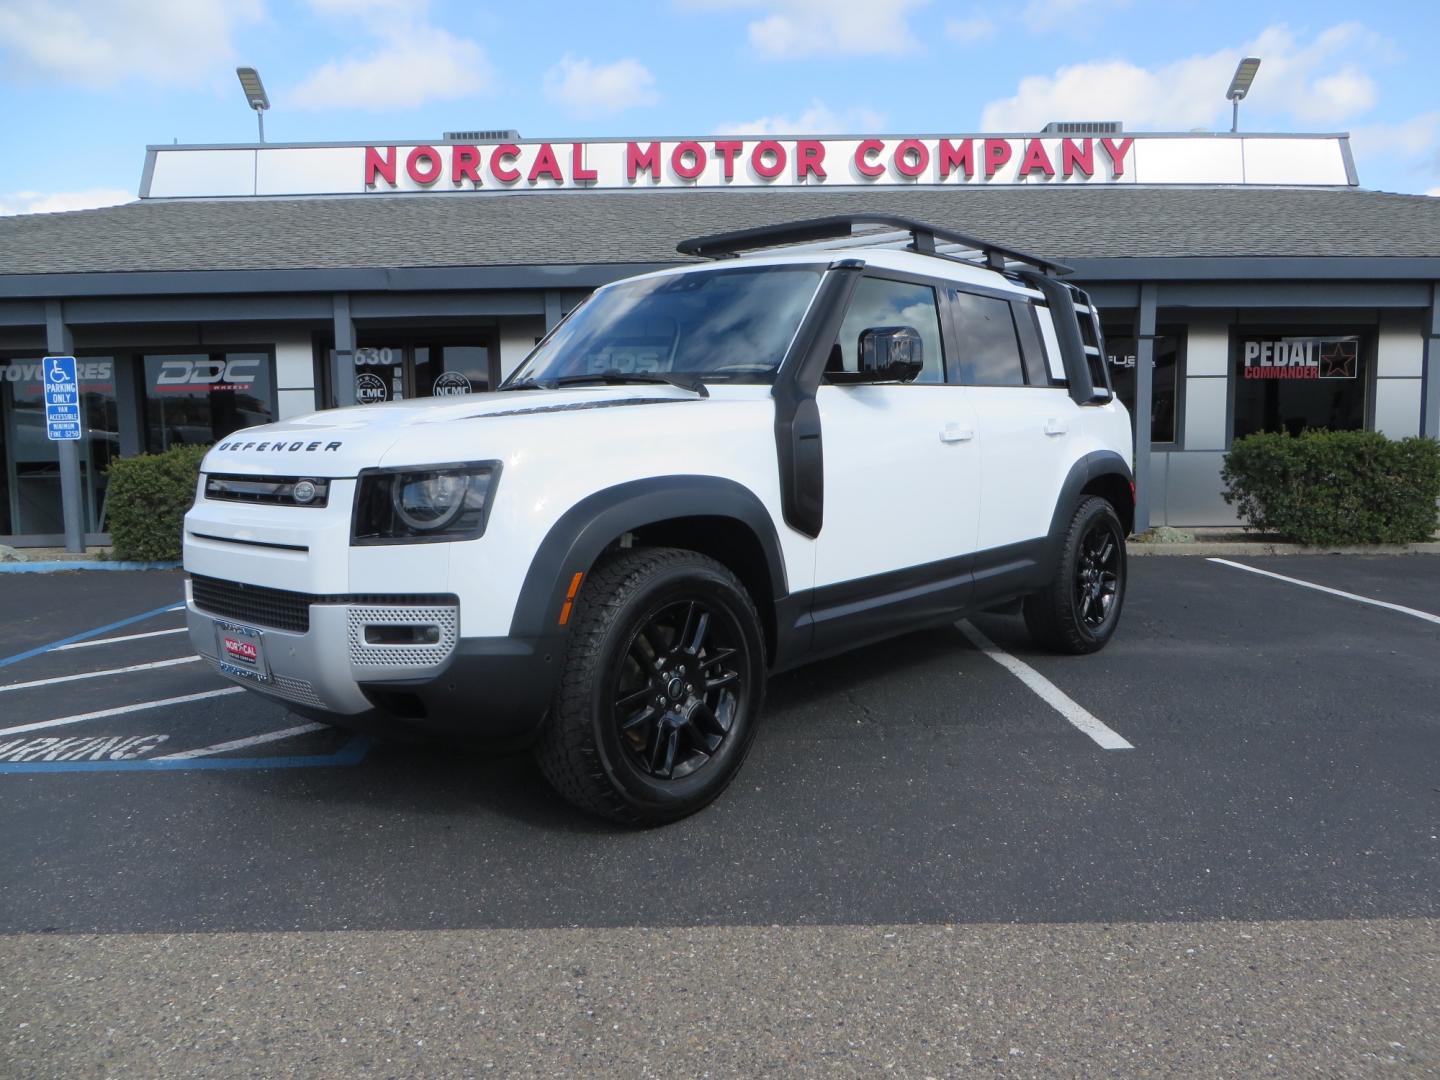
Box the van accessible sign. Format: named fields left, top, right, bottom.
left=142, top=134, right=1357, bottom=198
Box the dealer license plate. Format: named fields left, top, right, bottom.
left=214, top=621, right=271, bottom=684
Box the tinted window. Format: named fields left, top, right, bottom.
left=950, top=290, right=1025, bottom=386
left=507, top=266, right=822, bottom=385
left=1232, top=334, right=1367, bottom=439
left=144, top=352, right=274, bottom=452
left=830, top=277, right=945, bottom=384
left=1105, top=332, right=1180, bottom=443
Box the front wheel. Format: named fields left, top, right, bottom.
left=534, top=547, right=766, bottom=825
left=1023, top=496, right=1127, bottom=654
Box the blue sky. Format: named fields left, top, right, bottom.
left=1, top=0, right=1438, bottom=214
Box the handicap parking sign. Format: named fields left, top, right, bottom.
left=42, top=355, right=82, bottom=441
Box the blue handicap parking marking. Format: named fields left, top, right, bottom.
left=0, top=602, right=376, bottom=775
left=0, top=735, right=373, bottom=774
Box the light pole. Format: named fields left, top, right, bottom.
left=1227, top=57, right=1261, bottom=133
left=236, top=67, right=270, bottom=143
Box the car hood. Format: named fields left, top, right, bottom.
left=200, top=386, right=748, bottom=478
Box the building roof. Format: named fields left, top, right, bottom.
left=3, top=185, right=1440, bottom=277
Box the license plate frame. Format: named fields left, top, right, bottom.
left=214, top=621, right=272, bottom=684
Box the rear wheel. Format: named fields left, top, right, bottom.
left=534, top=547, right=766, bottom=825
left=1023, top=496, right=1126, bottom=654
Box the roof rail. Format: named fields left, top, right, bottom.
left=676, top=214, right=1072, bottom=276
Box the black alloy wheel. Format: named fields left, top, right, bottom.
left=613, top=599, right=746, bottom=781
left=1023, top=495, right=1127, bottom=654
left=535, top=547, right=766, bottom=825
left=1075, top=520, right=1121, bottom=630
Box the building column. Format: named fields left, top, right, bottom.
left=332, top=293, right=357, bottom=408
left=1423, top=283, right=1440, bottom=440
left=544, top=290, right=564, bottom=332
left=44, top=301, right=85, bottom=553
left=1132, top=283, right=1157, bottom=533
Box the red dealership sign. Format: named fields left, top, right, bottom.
left=362, top=136, right=1136, bottom=191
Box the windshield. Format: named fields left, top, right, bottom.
left=506, top=265, right=823, bottom=386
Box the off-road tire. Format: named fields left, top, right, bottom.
left=534, top=546, right=766, bottom=825
left=1023, top=495, right=1127, bottom=654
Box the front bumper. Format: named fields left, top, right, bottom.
left=187, top=579, right=558, bottom=741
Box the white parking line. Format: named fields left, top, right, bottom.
left=1208, top=558, right=1440, bottom=626
left=0, top=656, right=201, bottom=694
left=55, top=627, right=188, bottom=651
left=957, top=621, right=1134, bottom=750
left=0, top=688, right=245, bottom=738
left=154, top=722, right=327, bottom=761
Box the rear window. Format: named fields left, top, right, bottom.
left=950, top=290, right=1026, bottom=386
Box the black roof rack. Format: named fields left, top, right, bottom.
left=676, top=214, right=1072, bottom=276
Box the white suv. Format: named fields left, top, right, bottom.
left=183, top=215, right=1133, bottom=824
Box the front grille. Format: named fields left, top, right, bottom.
left=192, top=575, right=312, bottom=633
left=190, top=575, right=457, bottom=635
left=199, top=648, right=327, bottom=707
left=205, top=473, right=330, bottom=508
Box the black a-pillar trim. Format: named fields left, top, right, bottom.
left=769, top=262, right=863, bottom=538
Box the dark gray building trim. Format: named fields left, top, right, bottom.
left=1423, top=283, right=1440, bottom=440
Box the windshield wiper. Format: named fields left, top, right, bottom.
left=497, top=378, right=549, bottom=391
left=542, top=371, right=710, bottom=398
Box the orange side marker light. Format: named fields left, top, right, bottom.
left=558, top=572, right=584, bottom=625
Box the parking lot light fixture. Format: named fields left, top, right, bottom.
left=1227, top=57, right=1261, bottom=133
left=236, top=67, right=270, bottom=143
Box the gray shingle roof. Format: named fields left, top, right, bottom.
left=3, top=186, right=1440, bottom=276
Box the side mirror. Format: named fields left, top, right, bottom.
left=831, top=326, right=924, bottom=383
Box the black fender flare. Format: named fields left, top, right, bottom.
left=508, top=475, right=789, bottom=639
left=1041, top=451, right=1134, bottom=567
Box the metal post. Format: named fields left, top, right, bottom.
left=1422, top=282, right=1440, bottom=440
left=332, top=293, right=357, bottom=408
left=1133, top=283, right=1157, bottom=534
left=1230, top=99, right=1239, bottom=133
left=44, top=300, right=85, bottom=553
left=257, top=110, right=265, bottom=144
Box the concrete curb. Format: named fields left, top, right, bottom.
left=1127, top=541, right=1440, bottom=557
left=0, top=560, right=182, bottom=573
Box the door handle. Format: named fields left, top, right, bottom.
left=1044, top=418, right=1068, bottom=436
left=940, top=423, right=974, bottom=443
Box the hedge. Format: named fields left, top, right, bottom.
left=1221, top=430, right=1440, bottom=545
left=106, top=443, right=210, bottom=561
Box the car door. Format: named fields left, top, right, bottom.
left=946, top=288, right=1075, bottom=573
left=811, top=274, right=981, bottom=653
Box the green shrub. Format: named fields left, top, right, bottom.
left=1221, top=430, right=1440, bottom=545
left=106, top=444, right=210, bottom=561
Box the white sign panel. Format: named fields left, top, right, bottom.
left=144, top=135, right=1355, bottom=199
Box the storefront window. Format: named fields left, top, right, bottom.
left=1104, top=333, right=1179, bottom=443
left=144, top=352, right=274, bottom=452
left=1232, top=333, right=1367, bottom=439
left=331, top=340, right=499, bottom=404
left=0, top=356, right=119, bottom=535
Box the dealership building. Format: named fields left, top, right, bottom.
left=1, top=128, right=1438, bottom=547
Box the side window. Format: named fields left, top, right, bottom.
left=949, top=290, right=1026, bottom=386
left=829, top=277, right=945, bottom=385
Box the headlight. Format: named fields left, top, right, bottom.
left=353, top=462, right=500, bottom=544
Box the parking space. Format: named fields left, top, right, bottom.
left=0, top=557, right=1436, bottom=937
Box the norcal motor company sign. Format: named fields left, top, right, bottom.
left=141, top=134, right=1356, bottom=198
left=363, top=136, right=1136, bottom=190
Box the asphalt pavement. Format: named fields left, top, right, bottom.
left=1, top=555, right=1437, bottom=1077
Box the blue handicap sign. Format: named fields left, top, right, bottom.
left=42, top=356, right=82, bottom=441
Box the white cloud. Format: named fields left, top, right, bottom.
left=291, top=18, right=490, bottom=109
left=980, top=23, right=1383, bottom=132
left=683, top=0, right=929, bottom=58
left=0, top=0, right=263, bottom=87
left=1427, top=187, right=1440, bottom=197
left=1351, top=113, right=1440, bottom=160
left=0, top=189, right=134, bottom=216
left=1021, top=0, right=1127, bottom=33
left=714, top=99, right=885, bottom=136
left=945, top=14, right=996, bottom=43
left=543, top=56, right=658, bottom=116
